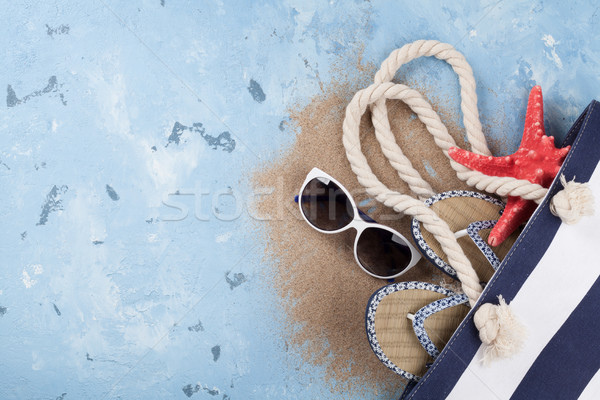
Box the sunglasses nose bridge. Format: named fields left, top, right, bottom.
left=348, top=221, right=364, bottom=242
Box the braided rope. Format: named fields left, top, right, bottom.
left=343, top=82, right=482, bottom=305
left=370, top=40, right=549, bottom=203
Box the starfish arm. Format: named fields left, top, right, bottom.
left=488, top=196, right=538, bottom=246
left=521, top=85, right=546, bottom=149
left=558, top=146, right=570, bottom=158
left=448, top=147, right=516, bottom=177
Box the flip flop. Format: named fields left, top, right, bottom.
left=411, top=190, right=520, bottom=283
left=366, top=281, right=470, bottom=380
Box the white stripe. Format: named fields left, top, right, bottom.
left=448, top=167, right=600, bottom=400
left=579, top=369, right=600, bottom=400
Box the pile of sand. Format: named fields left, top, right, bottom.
left=251, top=52, right=481, bottom=395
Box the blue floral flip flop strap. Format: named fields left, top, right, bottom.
left=411, top=293, right=469, bottom=359
left=467, top=220, right=502, bottom=270
left=411, top=190, right=520, bottom=283
left=366, top=282, right=470, bottom=380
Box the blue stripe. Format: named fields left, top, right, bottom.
left=510, top=276, right=600, bottom=400
left=407, top=100, right=600, bottom=399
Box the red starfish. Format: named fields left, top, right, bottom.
left=448, top=86, right=570, bottom=246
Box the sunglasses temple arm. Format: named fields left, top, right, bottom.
left=357, top=208, right=377, bottom=223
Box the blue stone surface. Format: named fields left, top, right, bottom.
left=1, top=1, right=599, bottom=398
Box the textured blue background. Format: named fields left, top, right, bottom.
left=1, top=1, right=599, bottom=399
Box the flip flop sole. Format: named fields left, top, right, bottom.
left=411, top=191, right=519, bottom=282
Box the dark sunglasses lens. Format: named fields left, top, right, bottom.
left=300, top=177, right=354, bottom=231
left=356, top=227, right=413, bottom=278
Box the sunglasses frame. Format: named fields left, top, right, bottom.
left=298, top=167, right=422, bottom=279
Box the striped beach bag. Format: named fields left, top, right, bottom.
left=402, top=100, right=600, bottom=399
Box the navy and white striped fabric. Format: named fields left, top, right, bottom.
left=405, top=100, right=600, bottom=400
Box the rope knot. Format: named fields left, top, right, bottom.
left=550, top=175, right=595, bottom=224
left=473, top=296, right=526, bottom=365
